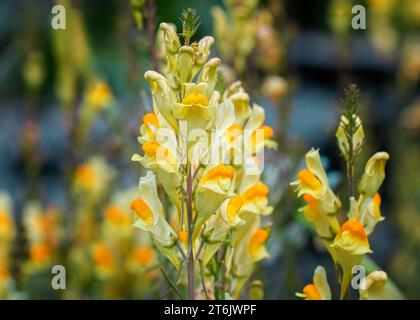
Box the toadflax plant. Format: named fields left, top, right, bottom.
left=291, top=85, right=398, bottom=300
left=130, top=9, right=276, bottom=300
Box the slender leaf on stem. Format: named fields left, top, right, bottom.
left=160, top=267, right=184, bottom=300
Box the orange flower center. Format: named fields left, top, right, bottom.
left=339, top=220, right=368, bottom=241
left=178, top=229, right=187, bottom=244
left=143, top=112, right=159, bottom=130
left=251, top=125, right=274, bottom=147
left=260, top=125, right=274, bottom=139
left=248, top=228, right=269, bottom=258
left=225, top=125, right=243, bottom=141
left=131, top=199, right=153, bottom=226
left=181, top=92, right=209, bottom=106
left=297, top=169, right=322, bottom=190
left=373, top=193, right=381, bottom=208
left=142, top=141, right=169, bottom=159
left=303, top=284, right=322, bottom=300
left=303, top=194, right=318, bottom=210
left=201, top=164, right=235, bottom=183
left=226, top=196, right=243, bottom=223
left=242, top=182, right=269, bottom=202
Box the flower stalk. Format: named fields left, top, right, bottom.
left=186, top=165, right=195, bottom=300
left=341, top=84, right=362, bottom=198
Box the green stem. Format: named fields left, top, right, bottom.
left=186, top=166, right=195, bottom=300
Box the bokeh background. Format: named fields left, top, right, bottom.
left=0, top=0, right=419, bottom=299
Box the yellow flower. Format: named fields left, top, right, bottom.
left=232, top=215, right=268, bottom=299
left=144, top=71, right=178, bottom=130
left=141, top=141, right=176, bottom=165
left=225, top=124, right=243, bottom=143
left=296, top=266, right=331, bottom=300
left=174, top=82, right=220, bottom=132
left=139, top=113, right=160, bottom=143
left=23, top=202, right=61, bottom=249
left=291, top=148, right=341, bottom=215
left=330, top=219, right=372, bottom=299
left=225, top=195, right=245, bottom=225
left=132, top=136, right=181, bottom=213
left=223, top=81, right=251, bottom=126
left=239, top=182, right=273, bottom=216
left=177, top=46, right=195, bottom=84
left=197, top=58, right=221, bottom=96
left=104, top=204, right=131, bottom=226
left=192, top=36, right=215, bottom=69
left=247, top=228, right=270, bottom=261
left=359, top=270, right=404, bottom=300
left=200, top=196, right=245, bottom=266
left=358, top=152, right=389, bottom=198
left=131, top=199, right=154, bottom=227
left=301, top=194, right=340, bottom=239
left=131, top=171, right=180, bottom=269
left=194, top=164, right=236, bottom=239
left=85, top=81, right=112, bottom=110
left=128, top=245, right=156, bottom=268
left=73, top=156, right=115, bottom=202
left=74, top=164, right=95, bottom=190
left=101, top=188, right=137, bottom=240
left=159, top=22, right=181, bottom=55
left=336, top=114, right=365, bottom=159
left=206, top=101, right=242, bottom=165
left=359, top=193, right=385, bottom=235
left=245, top=104, right=277, bottom=153
left=91, top=242, right=115, bottom=278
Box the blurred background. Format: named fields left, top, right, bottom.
left=0, top=0, right=419, bottom=299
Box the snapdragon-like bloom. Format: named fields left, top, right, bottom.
left=291, top=148, right=341, bottom=215
left=73, top=156, right=116, bottom=203
left=296, top=266, right=331, bottom=300
left=232, top=215, right=270, bottom=299
left=358, top=152, right=390, bottom=198
left=331, top=217, right=372, bottom=299
left=291, top=149, right=341, bottom=240
left=131, top=171, right=180, bottom=269
left=200, top=196, right=245, bottom=267
left=194, top=164, right=236, bottom=239
left=358, top=193, right=385, bottom=235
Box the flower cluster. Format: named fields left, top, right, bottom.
left=23, top=202, right=62, bottom=272
left=291, top=86, right=392, bottom=299
left=130, top=18, right=276, bottom=299
left=67, top=156, right=160, bottom=299
left=89, top=187, right=159, bottom=298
